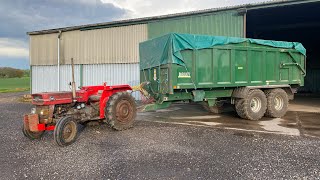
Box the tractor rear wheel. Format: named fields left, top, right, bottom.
left=105, top=92, right=137, bottom=131
left=22, top=125, right=44, bottom=140
left=54, top=116, right=78, bottom=147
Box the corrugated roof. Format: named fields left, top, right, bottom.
left=27, top=0, right=320, bottom=35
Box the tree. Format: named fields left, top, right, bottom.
left=0, top=67, right=25, bottom=78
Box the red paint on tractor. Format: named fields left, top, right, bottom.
left=23, top=82, right=135, bottom=146
left=37, top=124, right=55, bottom=131
left=26, top=83, right=133, bottom=131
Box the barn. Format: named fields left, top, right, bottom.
left=27, top=0, right=320, bottom=98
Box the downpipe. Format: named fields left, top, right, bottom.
left=57, top=30, right=62, bottom=91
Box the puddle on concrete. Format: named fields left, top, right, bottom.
left=259, top=118, right=300, bottom=136
left=170, top=115, right=221, bottom=120
left=138, top=102, right=320, bottom=138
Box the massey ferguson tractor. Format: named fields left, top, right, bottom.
left=23, top=59, right=137, bottom=146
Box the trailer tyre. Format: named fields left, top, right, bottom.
left=105, top=92, right=137, bottom=131
left=235, top=89, right=267, bottom=121
left=54, top=116, right=78, bottom=147
left=264, top=88, right=289, bottom=118
left=22, top=125, right=44, bottom=140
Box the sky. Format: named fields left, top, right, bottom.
left=0, top=0, right=268, bottom=69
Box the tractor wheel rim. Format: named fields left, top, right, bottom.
left=63, top=121, right=76, bottom=142
left=116, top=100, right=133, bottom=123
left=250, top=97, right=262, bottom=113
left=274, top=96, right=284, bottom=111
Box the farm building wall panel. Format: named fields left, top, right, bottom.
left=30, top=24, right=148, bottom=65
left=148, top=10, right=244, bottom=39
left=31, top=64, right=141, bottom=100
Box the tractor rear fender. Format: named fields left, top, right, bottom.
left=99, top=86, right=133, bottom=119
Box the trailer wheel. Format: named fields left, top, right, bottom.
left=235, top=89, right=267, bottom=120
left=54, top=116, right=78, bottom=147
left=264, top=88, right=289, bottom=118
left=105, top=92, right=137, bottom=131
left=22, top=125, right=44, bottom=140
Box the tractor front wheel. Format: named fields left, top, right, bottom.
left=22, top=125, right=44, bottom=140
left=105, top=92, right=137, bottom=131
left=54, top=116, right=78, bottom=147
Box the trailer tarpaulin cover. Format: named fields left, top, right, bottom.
left=139, top=33, right=306, bottom=69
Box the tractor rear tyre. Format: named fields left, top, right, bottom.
left=235, top=89, right=267, bottom=121
left=54, top=116, right=78, bottom=147
left=264, top=88, right=289, bottom=118
left=22, top=125, right=44, bottom=140
left=105, top=92, right=137, bottom=131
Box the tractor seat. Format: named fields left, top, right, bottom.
left=89, top=95, right=101, bottom=102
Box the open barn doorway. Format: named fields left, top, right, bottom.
left=247, top=2, right=320, bottom=94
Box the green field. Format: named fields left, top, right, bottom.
left=0, top=77, right=30, bottom=93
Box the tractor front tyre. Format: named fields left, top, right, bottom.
left=22, top=125, right=44, bottom=140
left=105, top=92, right=137, bottom=131
left=54, top=116, right=78, bottom=147
left=235, top=89, right=267, bottom=121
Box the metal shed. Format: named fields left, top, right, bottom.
left=28, top=0, right=320, bottom=97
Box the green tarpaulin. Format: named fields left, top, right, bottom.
left=139, top=33, right=306, bottom=69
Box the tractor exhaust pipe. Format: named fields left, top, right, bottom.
left=71, top=58, right=76, bottom=101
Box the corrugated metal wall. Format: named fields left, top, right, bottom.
left=299, top=68, right=320, bottom=93
left=31, top=64, right=141, bottom=99
left=83, top=64, right=140, bottom=99
left=148, top=10, right=244, bottom=39
left=30, top=24, right=148, bottom=65
left=30, top=33, right=58, bottom=65
left=31, top=65, right=81, bottom=93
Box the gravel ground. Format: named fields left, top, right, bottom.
left=0, top=92, right=320, bottom=179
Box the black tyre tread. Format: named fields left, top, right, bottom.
left=105, top=91, right=137, bottom=131
left=54, top=116, right=78, bottom=147
left=235, top=89, right=267, bottom=121
left=264, top=88, right=289, bottom=118
left=22, top=125, right=44, bottom=140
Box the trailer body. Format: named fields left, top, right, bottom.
left=139, top=33, right=306, bottom=119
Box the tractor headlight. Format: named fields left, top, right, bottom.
left=31, top=108, right=36, bottom=114
left=39, top=109, right=49, bottom=116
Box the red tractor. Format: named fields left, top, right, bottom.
left=23, top=83, right=137, bottom=146
left=22, top=60, right=137, bottom=146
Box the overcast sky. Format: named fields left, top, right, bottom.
left=0, top=0, right=267, bottom=69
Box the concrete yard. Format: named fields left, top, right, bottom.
left=0, top=92, right=319, bottom=179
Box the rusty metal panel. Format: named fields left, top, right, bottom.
left=30, top=33, right=58, bottom=65
left=148, top=10, right=244, bottom=39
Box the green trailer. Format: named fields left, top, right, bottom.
left=139, top=33, right=306, bottom=120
